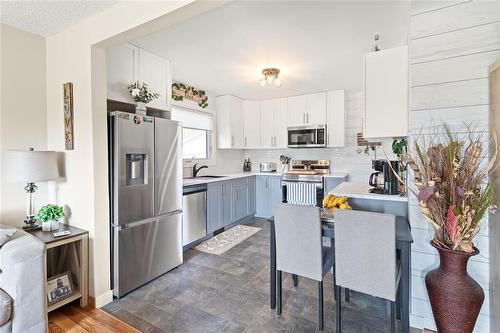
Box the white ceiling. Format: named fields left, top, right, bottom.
left=0, top=0, right=117, bottom=37
left=132, top=1, right=410, bottom=100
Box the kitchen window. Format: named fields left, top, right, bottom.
left=171, top=107, right=215, bottom=165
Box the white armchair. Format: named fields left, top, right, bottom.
left=0, top=226, right=47, bottom=333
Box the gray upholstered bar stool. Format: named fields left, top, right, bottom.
left=333, top=210, right=401, bottom=333
left=274, top=203, right=335, bottom=331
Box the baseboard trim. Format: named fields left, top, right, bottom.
left=95, top=290, right=114, bottom=308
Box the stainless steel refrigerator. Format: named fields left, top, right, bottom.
left=108, top=111, right=183, bottom=297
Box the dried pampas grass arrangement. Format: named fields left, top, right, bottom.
left=401, top=124, right=498, bottom=253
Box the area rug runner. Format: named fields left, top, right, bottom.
left=194, top=225, right=261, bottom=255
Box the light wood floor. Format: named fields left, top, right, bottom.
left=48, top=302, right=139, bottom=333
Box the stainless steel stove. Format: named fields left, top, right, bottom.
left=283, top=160, right=330, bottom=182
left=282, top=160, right=329, bottom=205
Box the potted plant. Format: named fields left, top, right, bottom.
left=402, top=125, right=497, bottom=333
left=392, top=138, right=407, bottom=194
left=37, top=204, right=65, bottom=231
left=127, top=81, right=159, bottom=114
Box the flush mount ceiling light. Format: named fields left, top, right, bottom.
left=259, top=68, right=281, bottom=87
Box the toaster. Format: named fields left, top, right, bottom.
left=260, top=162, right=277, bottom=173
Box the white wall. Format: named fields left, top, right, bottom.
left=0, top=24, right=48, bottom=227
left=408, top=1, right=500, bottom=332
left=244, top=91, right=397, bottom=182
left=44, top=0, right=227, bottom=306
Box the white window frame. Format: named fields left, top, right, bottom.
left=171, top=106, right=216, bottom=167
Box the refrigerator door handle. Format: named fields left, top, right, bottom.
left=113, top=210, right=183, bottom=230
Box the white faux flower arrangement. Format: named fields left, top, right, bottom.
left=127, top=82, right=159, bottom=104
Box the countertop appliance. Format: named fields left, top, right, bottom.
left=108, top=111, right=183, bottom=297
left=182, top=184, right=207, bottom=246
left=260, top=162, right=277, bottom=173
left=243, top=158, right=252, bottom=172
left=287, top=125, right=326, bottom=148
left=369, top=159, right=400, bottom=195
left=282, top=160, right=330, bottom=206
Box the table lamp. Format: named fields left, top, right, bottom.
left=7, top=148, right=59, bottom=230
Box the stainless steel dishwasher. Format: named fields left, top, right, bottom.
left=182, top=184, right=207, bottom=246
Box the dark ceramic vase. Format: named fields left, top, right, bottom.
left=425, top=241, right=484, bottom=333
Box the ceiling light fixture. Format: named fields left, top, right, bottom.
left=260, top=68, right=281, bottom=87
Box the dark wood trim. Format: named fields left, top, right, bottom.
left=107, top=99, right=170, bottom=118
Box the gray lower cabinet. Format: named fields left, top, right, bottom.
left=207, top=177, right=256, bottom=234
left=324, top=177, right=344, bottom=194
left=248, top=176, right=256, bottom=215
left=231, top=177, right=254, bottom=221
left=207, top=181, right=225, bottom=233
left=255, top=175, right=282, bottom=218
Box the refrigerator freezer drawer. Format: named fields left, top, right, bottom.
left=113, top=213, right=183, bottom=297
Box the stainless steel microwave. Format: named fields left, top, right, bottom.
left=287, top=125, right=326, bottom=148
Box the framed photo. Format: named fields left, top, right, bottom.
left=47, top=272, right=75, bottom=305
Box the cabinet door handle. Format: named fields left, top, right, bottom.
left=306, top=113, right=309, bottom=124
left=231, top=136, right=234, bottom=147
left=270, top=136, right=273, bottom=147
left=303, top=113, right=305, bottom=124
left=245, top=136, right=247, bottom=147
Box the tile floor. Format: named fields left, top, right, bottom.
left=103, top=218, right=419, bottom=333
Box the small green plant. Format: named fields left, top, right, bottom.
left=392, top=138, right=408, bottom=172
left=127, top=81, right=159, bottom=104
left=37, top=204, right=64, bottom=222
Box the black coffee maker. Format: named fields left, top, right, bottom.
left=369, top=160, right=400, bottom=195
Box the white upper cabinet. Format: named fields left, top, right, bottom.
left=106, top=43, right=137, bottom=104
left=217, top=92, right=339, bottom=149
left=243, top=100, right=261, bottom=149
left=260, top=100, right=274, bottom=149
left=364, top=46, right=408, bottom=138
left=216, top=95, right=244, bottom=149
left=326, top=90, right=346, bottom=147
left=306, top=92, right=327, bottom=125
left=273, top=98, right=288, bottom=148
left=137, top=48, right=168, bottom=111
left=287, top=93, right=327, bottom=126
left=261, top=99, right=288, bottom=149
left=287, top=95, right=307, bottom=127
left=106, top=43, right=171, bottom=111
left=231, top=97, right=245, bottom=148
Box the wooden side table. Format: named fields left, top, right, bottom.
left=27, top=224, right=89, bottom=312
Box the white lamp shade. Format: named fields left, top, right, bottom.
left=7, top=150, right=59, bottom=183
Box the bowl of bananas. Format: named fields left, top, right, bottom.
left=322, top=193, right=351, bottom=217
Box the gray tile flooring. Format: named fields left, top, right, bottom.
left=103, top=218, right=420, bottom=333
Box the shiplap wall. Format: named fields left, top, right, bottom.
left=409, top=1, right=500, bottom=332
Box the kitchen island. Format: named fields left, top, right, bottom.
left=329, top=181, right=408, bottom=218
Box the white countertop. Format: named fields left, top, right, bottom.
left=323, top=172, right=349, bottom=179
left=182, top=171, right=282, bottom=186
left=330, top=182, right=408, bottom=202
left=183, top=171, right=349, bottom=186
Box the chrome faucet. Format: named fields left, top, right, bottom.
left=192, top=163, right=208, bottom=177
